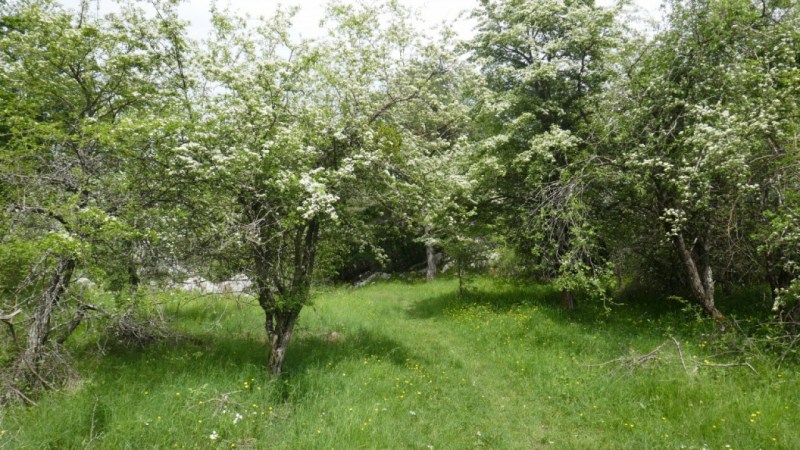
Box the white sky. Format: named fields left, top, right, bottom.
left=60, top=0, right=666, bottom=41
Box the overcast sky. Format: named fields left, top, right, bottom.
left=59, top=0, right=666, bottom=40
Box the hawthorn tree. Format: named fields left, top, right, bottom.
left=600, top=0, right=800, bottom=320
left=0, top=0, right=191, bottom=386
left=172, top=2, right=467, bottom=375
left=467, top=0, right=624, bottom=306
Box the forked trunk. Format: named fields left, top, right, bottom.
left=265, top=310, right=299, bottom=376
left=251, top=217, right=320, bottom=377
left=674, top=234, right=723, bottom=321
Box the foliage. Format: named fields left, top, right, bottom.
left=467, top=0, right=624, bottom=300
left=595, top=0, right=800, bottom=318
left=161, top=1, right=475, bottom=374
left=0, top=0, right=194, bottom=389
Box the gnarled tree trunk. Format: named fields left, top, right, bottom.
left=17, top=256, right=76, bottom=381
left=426, top=244, right=437, bottom=281
left=264, top=306, right=300, bottom=376
left=561, top=289, right=575, bottom=310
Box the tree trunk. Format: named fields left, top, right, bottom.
left=18, top=257, right=76, bottom=379
left=251, top=217, right=319, bottom=377
left=561, top=289, right=575, bottom=310
left=674, top=234, right=723, bottom=321
left=457, top=256, right=464, bottom=296
left=128, top=262, right=140, bottom=293
left=785, top=300, right=800, bottom=328
left=765, top=256, right=792, bottom=304
left=425, top=226, right=436, bottom=281
left=265, top=309, right=299, bottom=376
left=256, top=280, right=303, bottom=377
left=426, top=243, right=437, bottom=281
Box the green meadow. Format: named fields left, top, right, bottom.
left=3, top=279, right=798, bottom=449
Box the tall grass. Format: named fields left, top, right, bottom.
left=3, top=279, right=797, bottom=449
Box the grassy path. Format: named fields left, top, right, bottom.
left=3, top=279, right=799, bottom=449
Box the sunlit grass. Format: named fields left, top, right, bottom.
left=3, top=278, right=798, bottom=449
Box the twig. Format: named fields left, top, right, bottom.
left=1, top=309, right=21, bottom=345
left=189, top=390, right=243, bottom=410
left=586, top=356, right=626, bottom=367
left=21, top=357, right=56, bottom=390
left=0, top=309, right=21, bottom=322
left=707, top=350, right=747, bottom=358
left=588, top=342, right=666, bottom=368
left=5, top=384, right=37, bottom=406
left=670, top=336, right=690, bottom=376
left=633, top=343, right=666, bottom=365
left=777, top=333, right=800, bottom=370
left=86, top=396, right=100, bottom=448
left=701, top=362, right=758, bottom=374
left=57, top=303, right=106, bottom=345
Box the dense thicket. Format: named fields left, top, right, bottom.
left=1, top=0, right=798, bottom=386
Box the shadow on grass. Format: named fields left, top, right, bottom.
left=287, top=328, right=416, bottom=371
left=405, top=281, right=720, bottom=341
left=81, top=321, right=418, bottom=396
left=405, top=283, right=560, bottom=320
left=161, top=295, right=260, bottom=322
left=279, top=329, right=420, bottom=401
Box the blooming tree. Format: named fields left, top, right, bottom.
left=170, top=2, right=467, bottom=375
left=467, top=0, right=624, bottom=306
left=599, top=0, right=800, bottom=319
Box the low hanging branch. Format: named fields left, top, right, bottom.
left=1, top=309, right=22, bottom=343
left=56, top=303, right=107, bottom=345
